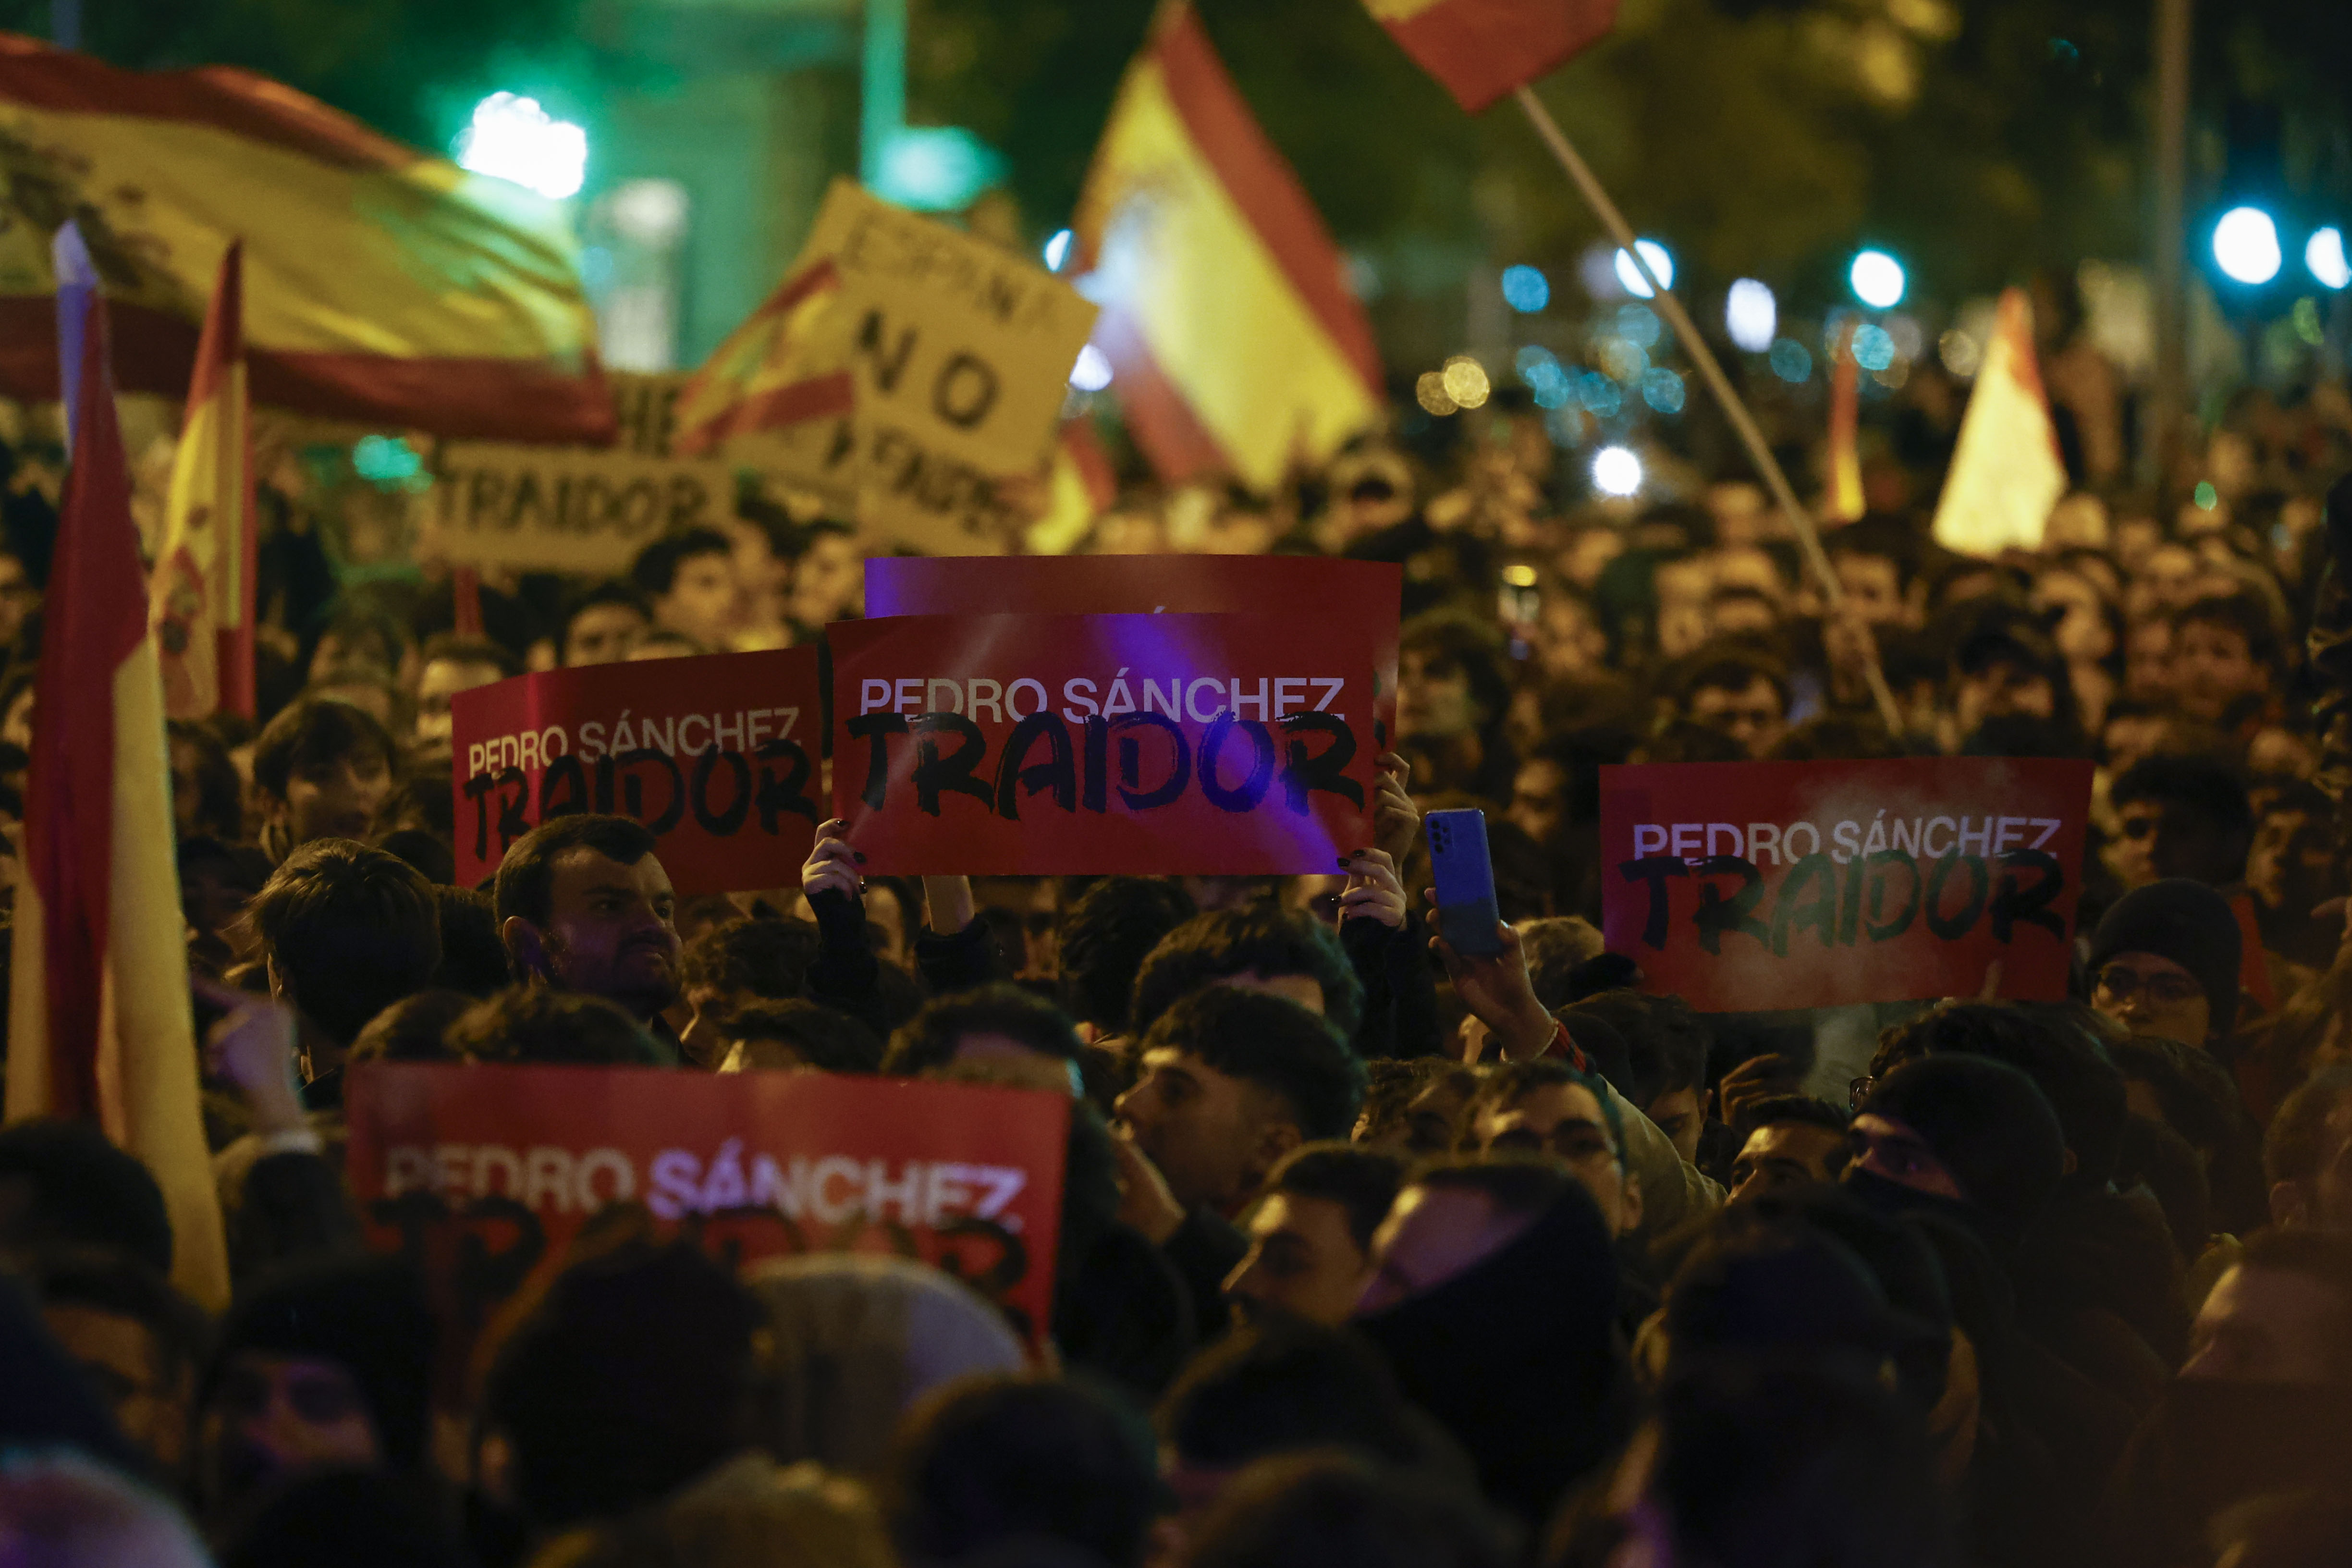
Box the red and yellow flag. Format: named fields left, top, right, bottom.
left=0, top=36, right=609, bottom=441
left=8, top=290, right=229, bottom=1307
left=1931, top=289, right=2068, bottom=556
left=150, top=243, right=254, bottom=721
left=671, top=257, right=857, bottom=457
left=1074, top=3, right=1382, bottom=491
left=1364, top=0, right=1620, bottom=113
left=1825, top=320, right=1864, bottom=523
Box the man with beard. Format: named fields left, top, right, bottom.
left=495, top=815, right=686, bottom=1062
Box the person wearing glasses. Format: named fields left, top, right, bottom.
left=2086, top=878, right=2243, bottom=1051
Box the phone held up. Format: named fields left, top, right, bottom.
left=1426, top=807, right=1505, bottom=957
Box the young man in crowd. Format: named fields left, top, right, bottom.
left=248, top=697, right=397, bottom=861
left=557, top=580, right=650, bottom=666
left=629, top=527, right=740, bottom=653
left=494, top=813, right=686, bottom=1056
left=1224, top=1142, right=1405, bottom=1327
left=409, top=633, right=516, bottom=744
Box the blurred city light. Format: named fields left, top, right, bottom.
left=456, top=93, right=588, bottom=200
left=1640, top=367, right=1686, bottom=414
left=1615, top=305, right=1662, bottom=348
left=2309, top=227, right=2352, bottom=290
left=1768, top=339, right=1813, bottom=382
left=1578, top=372, right=1622, bottom=416
left=1725, top=280, right=1776, bottom=352
left=1852, top=324, right=1896, bottom=371
left=2212, top=207, right=2282, bottom=285
left=352, top=434, right=422, bottom=485
left=1068, top=343, right=1113, bottom=391
left=874, top=126, right=1005, bottom=212
left=1850, top=250, right=1906, bottom=309
left=1415, top=372, right=1458, bottom=416
left=1613, top=240, right=1674, bottom=298
left=1442, top=355, right=1491, bottom=409
left=1592, top=445, right=1643, bottom=496
left=1043, top=229, right=1074, bottom=271
left=1501, top=265, right=1551, bottom=312
left=1939, top=329, right=1980, bottom=377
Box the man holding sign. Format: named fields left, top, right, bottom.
left=494, top=814, right=686, bottom=1051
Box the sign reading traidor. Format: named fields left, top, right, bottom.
left=1598, top=757, right=2095, bottom=1011
left=449, top=647, right=822, bottom=893
left=829, top=612, right=1380, bottom=874
left=345, top=1064, right=1069, bottom=1348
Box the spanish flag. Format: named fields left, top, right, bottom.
left=0, top=36, right=609, bottom=441
left=1074, top=3, right=1382, bottom=491
left=1825, top=320, right=1865, bottom=523
left=150, top=244, right=254, bottom=722
left=671, top=256, right=857, bottom=457
left=1364, top=0, right=1620, bottom=113
left=1931, top=289, right=2067, bottom=556
left=8, top=285, right=231, bottom=1309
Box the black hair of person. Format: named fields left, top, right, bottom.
left=1397, top=611, right=1512, bottom=731
left=249, top=696, right=397, bottom=804
left=1822, top=513, right=1924, bottom=590
left=348, top=990, right=476, bottom=1065
left=446, top=986, right=665, bottom=1066
left=309, top=600, right=411, bottom=675
left=1671, top=642, right=1791, bottom=710
left=1874, top=1000, right=2128, bottom=1187
left=886, top=983, right=1085, bottom=1075
left=1130, top=904, right=1363, bottom=1040
left=31, top=1248, right=211, bottom=1394
left=244, top=839, right=442, bottom=1047
left=2174, top=591, right=2284, bottom=672
left=428, top=885, right=512, bottom=995
left=1462, top=1057, right=1629, bottom=1168
left=0, top=1120, right=174, bottom=1276
left=1056, top=876, right=1196, bottom=1031
left=492, top=813, right=660, bottom=930
left=678, top=917, right=821, bottom=1002
left=2108, top=753, right=2256, bottom=838
left=1261, top=1142, right=1408, bottom=1253
left=1734, top=1092, right=1851, bottom=1140
left=1157, top=1319, right=1429, bottom=1470
left=724, top=999, right=885, bottom=1073
left=629, top=527, right=735, bottom=599
left=1570, top=991, right=1710, bottom=1106
left=1140, top=987, right=1366, bottom=1143
left=1188, top=1451, right=1514, bottom=1568
left=2265, top=1065, right=2352, bottom=1190
left=557, top=579, right=652, bottom=650
left=166, top=720, right=245, bottom=841
left=416, top=632, right=520, bottom=680
left=1405, top=1152, right=1577, bottom=1220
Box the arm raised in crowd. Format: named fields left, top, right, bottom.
left=196, top=979, right=362, bottom=1278
left=800, top=820, right=892, bottom=1044
left=916, top=874, right=1008, bottom=995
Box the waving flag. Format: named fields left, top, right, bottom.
left=8, top=281, right=230, bottom=1308
left=1074, top=2, right=1382, bottom=490
left=1932, top=289, right=2067, bottom=555
left=671, top=257, right=856, bottom=457
left=1364, top=0, right=1620, bottom=113
left=1825, top=320, right=1864, bottom=523
left=0, top=36, right=610, bottom=441
left=150, top=243, right=255, bottom=720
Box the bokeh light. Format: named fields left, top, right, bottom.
left=1768, top=339, right=1813, bottom=382
left=1613, top=240, right=1674, bottom=299
left=2193, top=481, right=2218, bottom=510
left=1614, top=305, right=1662, bottom=348
left=1415, top=372, right=1458, bottom=416
left=1592, top=445, right=1643, bottom=496
left=1598, top=339, right=1648, bottom=383
left=456, top=93, right=588, bottom=200
left=1578, top=373, right=1622, bottom=416
left=1068, top=343, right=1113, bottom=391
left=1850, top=250, right=1906, bottom=308
left=1640, top=367, right=1686, bottom=414
left=1851, top=324, right=1896, bottom=371
left=1938, top=330, right=1980, bottom=377
left=2308, top=227, right=2352, bottom=291
left=1442, top=356, right=1491, bottom=409
left=1043, top=229, right=1074, bottom=271
left=2212, top=207, right=2282, bottom=285
left=1725, top=280, right=1776, bottom=352
left=1501, top=265, right=1551, bottom=313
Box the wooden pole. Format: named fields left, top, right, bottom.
left=1513, top=86, right=1905, bottom=737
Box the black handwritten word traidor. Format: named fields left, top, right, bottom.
left=846, top=707, right=1363, bottom=822
left=461, top=724, right=817, bottom=865
left=1616, top=848, right=2068, bottom=956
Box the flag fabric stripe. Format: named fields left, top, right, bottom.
left=1088, top=310, right=1228, bottom=482
left=1930, top=289, right=2068, bottom=555
left=673, top=258, right=855, bottom=458
left=154, top=245, right=255, bottom=721
left=1149, top=9, right=1381, bottom=391
left=1826, top=323, right=1864, bottom=523
left=0, top=36, right=611, bottom=442
left=1370, top=0, right=1621, bottom=112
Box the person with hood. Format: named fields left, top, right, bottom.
left=1844, top=1054, right=2069, bottom=1260
left=2086, top=877, right=2244, bottom=1054
left=1352, top=1157, right=1631, bottom=1530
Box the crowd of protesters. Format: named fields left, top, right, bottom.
left=3, top=344, right=2352, bottom=1568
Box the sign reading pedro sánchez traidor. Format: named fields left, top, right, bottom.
left=1599, top=757, right=2095, bottom=1011
left=828, top=612, right=1380, bottom=874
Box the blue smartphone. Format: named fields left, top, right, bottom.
left=1426, top=807, right=1504, bottom=956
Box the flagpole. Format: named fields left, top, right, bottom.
left=1512, top=87, right=1905, bottom=737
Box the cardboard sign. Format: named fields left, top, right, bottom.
left=450, top=647, right=822, bottom=894
left=830, top=612, right=1379, bottom=874
left=345, top=1064, right=1070, bottom=1353
left=1598, top=758, right=2095, bottom=1012
left=426, top=372, right=734, bottom=573
left=864, top=555, right=1405, bottom=741
left=785, top=180, right=1099, bottom=555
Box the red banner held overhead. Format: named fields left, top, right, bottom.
left=830, top=612, right=1380, bottom=875
left=345, top=1064, right=1070, bottom=1351
left=449, top=647, right=822, bottom=893
left=1598, top=758, right=2095, bottom=1012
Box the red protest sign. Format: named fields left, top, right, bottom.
left=450, top=647, right=822, bottom=893
left=345, top=1064, right=1069, bottom=1350
left=1598, top=757, right=2095, bottom=1012
left=864, top=555, right=1404, bottom=740
left=829, top=612, right=1379, bottom=874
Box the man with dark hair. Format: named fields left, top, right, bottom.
left=1726, top=1096, right=1851, bottom=1203
left=558, top=580, right=650, bottom=666
left=2087, top=878, right=2244, bottom=1049
left=676, top=917, right=821, bottom=1068
left=411, top=633, right=517, bottom=743
left=1675, top=645, right=1789, bottom=759
left=1130, top=905, right=1364, bottom=1042
left=34, top=1250, right=211, bottom=1473
left=1461, top=1059, right=1642, bottom=1238
left=1225, top=1142, right=1405, bottom=1327
left=244, top=839, right=441, bottom=1102
left=630, top=527, right=739, bottom=651
left=249, top=697, right=396, bottom=858
left=2247, top=778, right=2344, bottom=971
left=2265, top=1065, right=2352, bottom=1232
left=445, top=986, right=665, bottom=1066
left=1181, top=1452, right=1511, bottom=1568
left=0, top=1120, right=174, bottom=1280
left=785, top=517, right=862, bottom=632
left=883, top=982, right=1085, bottom=1093
left=1823, top=515, right=1919, bottom=626
left=494, top=814, right=683, bottom=1044
left=715, top=999, right=884, bottom=1074
left=2108, top=753, right=2255, bottom=891
left=1571, top=991, right=1712, bottom=1163
left=1057, top=875, right=1195, bottom=1037
left=2172, top=592, right=2279, bottom=727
